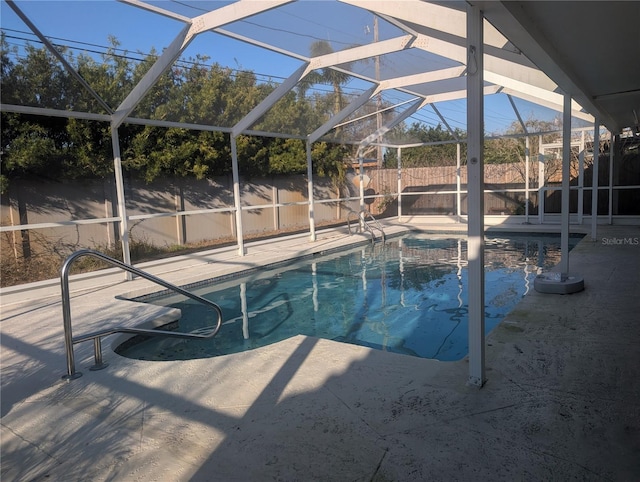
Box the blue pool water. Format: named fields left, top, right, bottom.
left=116, top=233, right=582, bottom=362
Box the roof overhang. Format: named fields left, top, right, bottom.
left=475, top=1, right=640, bottom=134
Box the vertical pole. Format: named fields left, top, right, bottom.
left=306, top=140, right=316, bottom=241
left=578, top=130, right=585, bottom=224
left=359, top=156, right=365, bottom=215
left=525, top=136, right=530, bottom=222
left=456, top=143, right=462, bottom=221
left=612, top=134, right=621, bottom=217
left=104, top=184, right=112, bottom=247
left=466, top=4, right=485, bottom=387
left=560, top=92, right=571, bottom=276
left=374, top=16, right=383, bottom=169
left=175, top=184, right=186, bottom=245
left=111, top=124, right=132, bottom=279
left=608, top=135, right=614, bottom=224
left=272, top=184, right=279, bottom=232
left=538, top=136, right=545, bottom=224
left=397, top=147, right=403, bottom=220
left=591, top=119, right=600, bottom=241
left=60, top=255, right=82, bottom=379
left=230, top=136, right=245, bottom=256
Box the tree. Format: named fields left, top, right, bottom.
left=385, top=123, right=463, bottom=167
left=0, top=35, right=350, bottom=190
left=304, top=40, right=353, bottom=117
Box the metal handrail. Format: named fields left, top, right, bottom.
left=359, top=210, right=386, bottom=242
left=346, top=209, right=360, bottom=236
left=345, top=208, right=385, bottom=242
left=60, top=249, right=224, bottom=380
left=345, top=208, right=375, bottom=242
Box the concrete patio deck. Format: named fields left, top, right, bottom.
left=1, top=222, right=639, bottom=481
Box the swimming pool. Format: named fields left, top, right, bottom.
left=116, top=233, right=583, bottom=362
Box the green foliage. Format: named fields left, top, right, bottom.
left=0, top=35, right=350, bottom=186
left=484, top=118, right=560, bottom=165
left=385, top=123, right=463, bottom=167
left=0, top=32, right=561, bottom=194
left=2, top=112, right=71, bottom=181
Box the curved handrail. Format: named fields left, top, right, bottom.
left=359, top=209, right=386, bottom=242
left=346, top=209, right=360, bottom=235
left=61, top=249, right=223, bottom=380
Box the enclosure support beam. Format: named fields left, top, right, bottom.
left=538, top=136, right=545, bottom=224
left=608, top=135, right=615, bottom=224
left=358, top=157, right=365, bottom=215
left=397, top=147, right=403, bottom=220
left=591, top=118, right=600, bottom=241
left=578, top=130, right=585, bottom=224
left=611, top=134, right=621, bottom=221
left=456, top=143, right=462, bottom=222
left=113, top=23, right=192, bottom=127
left=232, top=63, right=309, bottom=138
left=356, top=98, right=424, bottom=156
left=525, top=136, right=531, bottom=222
left=466, top=4, right=486, bottom=388
left=114, top=1, right=293, bottom=127
left=560, top=92, right=571, bottom=275
left=431, top=104, right=460, bottom=142
left=230, top=136, right=245, bottom=256
left=6, top=0, right=113, bottom=115
left=308, top=86, right=377, bottom=144
left=507, top=94, right=527, bottom=134
left=306, top=141, right=316, bottom=242
left=110, top=125, right=132, bottom=280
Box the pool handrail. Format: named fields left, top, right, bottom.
left=359, top=209, right=386, bottom=242
left=345, top=208, right=385, bottom=243
left=60, top=249, right=224, bottom=380
left=346, top=209, right=363, bottom=237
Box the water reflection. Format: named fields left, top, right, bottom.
left=118, top=233, right=583, bottom=362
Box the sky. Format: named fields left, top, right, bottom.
left=1, top=0, right=579, bottom=137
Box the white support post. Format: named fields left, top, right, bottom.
left=272, top=184, right=279, bottom=232
left=591, top=119, right=600, bottom=241
left=230, top=136, right=245, bottom=256
left=560, top=92, right=571, bottom=275
left=110, top=124, right=132, bottom=280
left=608, top=136, right=614, bottom=224
left=456, top=143, right=462, bottom=221
left=359, top=156, right=365, bottom=215
left=534, top=95, right=584, bottom=294
left=466, top=4, right=485, bottom=388
left=111, top=123, right=133, bottom=281
left=175, top=188, right=185, bottom=245
left=525, top=136, right=530, bottom=222
left=578, top=130, right=585, bottom=224
left=306, top=140, right=316, bottom=241
left=397, top=147, right=403, bottom=220
left=538, top=136, right=545, bottom=224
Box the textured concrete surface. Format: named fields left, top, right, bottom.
left=1, top=223, right=639, bottom=481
